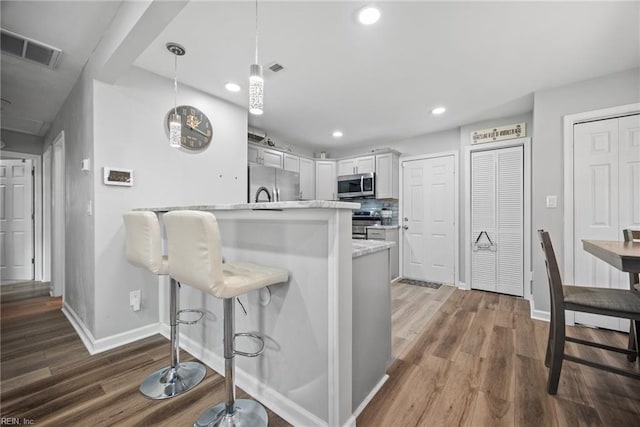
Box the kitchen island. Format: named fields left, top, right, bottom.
left=139, top=201, right=393, bottom=427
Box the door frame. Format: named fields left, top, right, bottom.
left=399, top=150, right=459, bottom=286
left=464, top=137, right=531, bottom=300
left=50, top=131, right=66, bottom=297
left=562, top=103, right=640, bottom=285
left=1, top=150, right=42, bottom=281
left=42, top=146, right=52, bottom=282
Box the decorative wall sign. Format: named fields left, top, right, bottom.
left=103, top=167, right=133, bottom=186
left=471, top=122, right=527, bottom=144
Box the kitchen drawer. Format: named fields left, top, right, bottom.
left=367, top=228, right=386, bottom=240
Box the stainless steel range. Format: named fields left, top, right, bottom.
left=352, top=210, right=381, bottom=239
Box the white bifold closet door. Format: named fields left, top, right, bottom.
left=471, top=146, right=524, bottom=296
left=573, top=114, right=640, bottom=331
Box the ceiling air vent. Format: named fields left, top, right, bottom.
left=267, top=63, right=284, bottom=73
left=1, top=28, right=62, bottom=69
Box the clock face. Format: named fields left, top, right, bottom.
left=166, top=105, right=213, bottom=151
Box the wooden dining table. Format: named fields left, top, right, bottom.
left=582, top=239, right=640, bottom=273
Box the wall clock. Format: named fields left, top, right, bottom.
left=165, top=105, right=213, bottom=151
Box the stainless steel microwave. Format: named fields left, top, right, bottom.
left=337, top=172, right=375, bottom=199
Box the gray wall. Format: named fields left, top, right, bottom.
left=1, top=129, right=44, bottom=155
left=44, top=70, right=96, bottom=332
left=531, top=67, right=640, bottom=312
left=92, top=66, right=248, bottom=339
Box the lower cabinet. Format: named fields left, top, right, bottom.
left=366, top=227, right=399, bottom=279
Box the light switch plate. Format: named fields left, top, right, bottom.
left=546, top=195, right=557, bottom=208
left=81, top=158, right=90, bottom=171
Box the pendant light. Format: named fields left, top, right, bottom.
left=167, top=42, right=186, bottom=148
left=249, top=0, right=263, bottom=115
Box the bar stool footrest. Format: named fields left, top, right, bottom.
left=177, top=309, right=205, bottom=325
left=233, top=332, right=265, bottom=357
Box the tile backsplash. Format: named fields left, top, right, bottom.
left=353, top=198, right=399, bottom=225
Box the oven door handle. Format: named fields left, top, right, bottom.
left=360, top=176, right=364, bottom=193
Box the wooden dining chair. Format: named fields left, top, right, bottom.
left=623, top=229, right=640, bottom=361
left=538, top=230, right=640, bottom=395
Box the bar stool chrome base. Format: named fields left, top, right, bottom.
left=194, top=399, right=268, bottom=427
left=140, top=361, right=206, bottom=400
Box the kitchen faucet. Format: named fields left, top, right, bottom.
left=255, top=186, right=272, bottom=202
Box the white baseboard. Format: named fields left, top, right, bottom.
left=457, top=281, right=469, bottom=290
left=352, top=374, right=388, bottom=420
left=161, top=327, right=329, bottom=427
left=528, top=298, right=550, bottom=322
left=62, top=302, right=97, bottom=354
left=62, top=302, right=161, bottom=355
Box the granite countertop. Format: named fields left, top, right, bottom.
left=352, top=239, right=396, bottom=258
left=138, top=200, right=361, bottom=213
left=365, top=225, right=401, bottom=230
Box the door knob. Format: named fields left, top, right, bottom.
left=403, top=225, right=409, bottom=230
left=404, top=217, right=408, bottom=221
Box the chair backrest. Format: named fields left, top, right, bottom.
left=623, top=229, right=640, bottom=288
left=623, top=229, right=640, bottom=242
left=538, top=230, right=566, bottom=323
left=122, top=211, right=166, bottom=275
left=163, top=210, right=225, bottom=298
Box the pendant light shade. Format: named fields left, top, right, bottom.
left=249, top=0, right=263, bottom=115
left=168, top=113, right=181, bottom=148
left=167, top=42, right=185, bottom=148
left=249, top=63, right=264, bottom=115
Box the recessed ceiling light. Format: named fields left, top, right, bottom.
left=357, top=6, right=381, bottom=25
left=225, top=82, right=241, bottom=92
left=332, top=130, right=343, bottom=138
left=431, top=106, right=447, bottom=115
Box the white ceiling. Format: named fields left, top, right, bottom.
left=2, top=1, right=639, bottom=151
left=1, top=1, right=121, bottom=136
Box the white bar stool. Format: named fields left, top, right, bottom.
left=122, top=211, right=207, bottom=399
left=163, top=210, right=288, bottom=427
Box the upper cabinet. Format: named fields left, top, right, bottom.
left=375, top=152, right=399, bottom=199
left=284, top=153, right=299, bottom=172
left=316, top=160, right=337, bottom=200
left=337, top=155, right=375, bottom=176
left=248, top=143, right=284, bottom=168
left=299, top=157, right=315, bottom=200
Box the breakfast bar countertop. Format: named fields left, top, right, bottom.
left=138, top=200, right=361, bottom=212
left=352, top=239, right=395, bottom=258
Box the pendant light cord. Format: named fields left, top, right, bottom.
left=173, top=53, right=178, bottom=115
left=254, top=0, right=259, bottom=64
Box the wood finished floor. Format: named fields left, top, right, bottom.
left=358, top=289, right=640, bottom=427
left=0, top=283, right=289, bottom=427
left=2, top=283, right=639, bottom=426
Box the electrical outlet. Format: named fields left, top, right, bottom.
left=130, top=290, right=141, bottom=311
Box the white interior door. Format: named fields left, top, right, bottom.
left=0, top=159, right=34, bottom=281
left=619, top=115, right=640, bottom=230
left=402, top=155, right=455, bottom=283
left=574, top=115, right=640, bottom=331
left=470, top=146, right=524, bottom=297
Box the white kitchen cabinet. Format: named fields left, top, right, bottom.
left=299, top=157, right=315, bottom=200
left=337, top=155, right=375, bottom=176
left=315, top=160, right=336, bottom=200
left=366, top=227, right=400, bottom=280
left=248, top=143, right=284, bottom=168
left=375, top=152, right=399, bottom=199
left=284, top=153, right=300, bottom=172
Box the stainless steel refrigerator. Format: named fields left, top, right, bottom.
left=248, top=164, right=300, bottom=202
